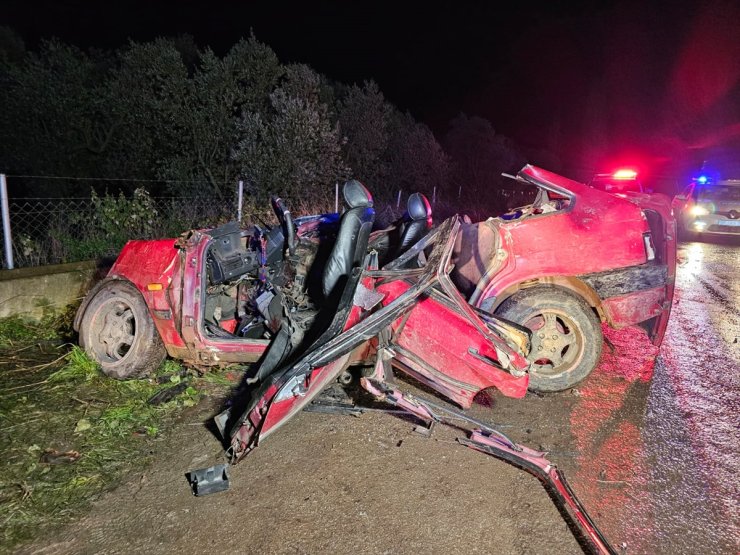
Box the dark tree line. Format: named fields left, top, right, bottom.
left=0, top=27, right=529, bottom=214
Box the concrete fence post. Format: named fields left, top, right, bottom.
left=1, top=174, right=13, bottom=270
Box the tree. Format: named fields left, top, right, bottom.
left=157, top=36, right=284, bottom=197
left=336, top=81, right=392, bottom=189
left=0, top=26, right=25, bottom=65
left=0, top=31, right=451, bottom=208
left=105, top=38, right=189, bottom=190
left=444, top=113, right=525, bottom=213
left=0, top=39, right=113, bottom=194
left=386, top=112, right=450, bottom=201
left=232, top=65, right=348, bottom=208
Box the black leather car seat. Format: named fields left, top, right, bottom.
left=397, top=192, right=432, bottom=254
left=322, top=180, right=375, bottom=299
left=247, top=181, right=374, bottom=384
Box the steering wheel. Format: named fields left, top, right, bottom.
left=270, top=195, right=297, bottom=255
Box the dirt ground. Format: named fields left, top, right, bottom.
left=14, top=238, right=740, bottom=555
left=15, top=387, right=584, bottom=555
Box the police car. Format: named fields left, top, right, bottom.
left=674, top=175, right=740, bottom=237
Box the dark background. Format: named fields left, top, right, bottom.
left=3, top=0, right=740, bottom=186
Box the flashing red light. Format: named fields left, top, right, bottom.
left=612, top=169, right=638, bottom=180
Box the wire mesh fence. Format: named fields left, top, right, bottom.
left=0, top=177, right=536, bottom=269
left=1, top=196, right=245, bottom=269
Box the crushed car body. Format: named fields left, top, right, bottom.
left=74, top=165, right=676, bottom=555
left=74, top=165, right=676, bottom=391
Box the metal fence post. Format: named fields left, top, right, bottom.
left=335, top=182, right=339, bottom=213
left=432, top=186, right=437, bottom=206
left=1, top=174, right=13, bottom=269
left=396, top=189, right=402, bottom=209
left=237, top=180, right=244, bottom=223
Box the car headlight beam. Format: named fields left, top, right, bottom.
left=689, top=205, right=710, bottom=217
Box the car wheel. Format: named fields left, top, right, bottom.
left=79, top=280, right=166, bottom=379
left=495, top=287, right=602, bottom=392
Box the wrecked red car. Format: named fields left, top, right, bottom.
left=74, top=165, right=675, bottom=393
left=73, top=165, right=675, bottom=554
left=470, top=166, right=676, bottom=391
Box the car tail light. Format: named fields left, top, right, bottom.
left=643, top=233, right=656, bottom=261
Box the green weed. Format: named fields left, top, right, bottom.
left=0, top=303, right=76, bottom=347
left=0, top=316, right=45, bottom=345
left=48, top=346, right=100, bottom=382
left=198, top=370, right=236, bottom=386
left=155, top=358, right=185, bottom=377
left=0, top=348, right=205, bottom=551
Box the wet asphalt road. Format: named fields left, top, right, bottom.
left=562, top=236, right=740, bottom=554
left=639, top=237, right=739, bottom=553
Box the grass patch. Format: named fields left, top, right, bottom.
left=0, top=344, right=234, bottom=551
left=48, top=346, right=99, bottom=382
left=0, top=301, right=79, bottom=349
left=0, top=316, right=57, bottom=346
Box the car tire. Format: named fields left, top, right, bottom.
left=495, top=286, right=602, bottom=393
left=79, top=280, right=166, bottom=379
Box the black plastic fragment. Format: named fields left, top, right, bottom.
left=188, top=464, right=230, bottom=496
left=148, top=382, right=187, bottom=405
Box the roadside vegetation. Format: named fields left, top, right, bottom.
left=0, top=320, right=238, bottom=551
left=0, top=28, right=542, bottom=265
left=0, top=32, right=456, bottom=202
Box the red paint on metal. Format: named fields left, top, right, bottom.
left=258, top=277, right=373, bottom=442
left=466, top=429, right=616, bottom=555
left=377, top=279, right=528, bottom=404
left=110, top=238, right=186, bottom=348
left=470, top=166, right=676, bottom=347
left=601, top=286, right=666, bottom=329
left=260, top=354, right=354, bottom=439
left=475, top=170, right=651, bottom=306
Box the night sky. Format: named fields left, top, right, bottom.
left=3, top=0, right=740, bottom=182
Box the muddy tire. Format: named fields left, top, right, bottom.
left=79, top=280, right=166, bottom=379
left=495, top=287, right=602, bottom=393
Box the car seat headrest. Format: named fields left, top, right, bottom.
left=343, top=180, right=373, bottom=209
left=407, top=192, right=431, bottom=221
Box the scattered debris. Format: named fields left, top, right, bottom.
left=39, top=449, right=81, bottom=465
left=413, top=421, right=435, bottom=437
left=147, top=382, right=188, bottom=405
left=188, top=464, right=230, bottom=496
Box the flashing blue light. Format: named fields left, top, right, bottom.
left=697, top=175, right=708, bottom=184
